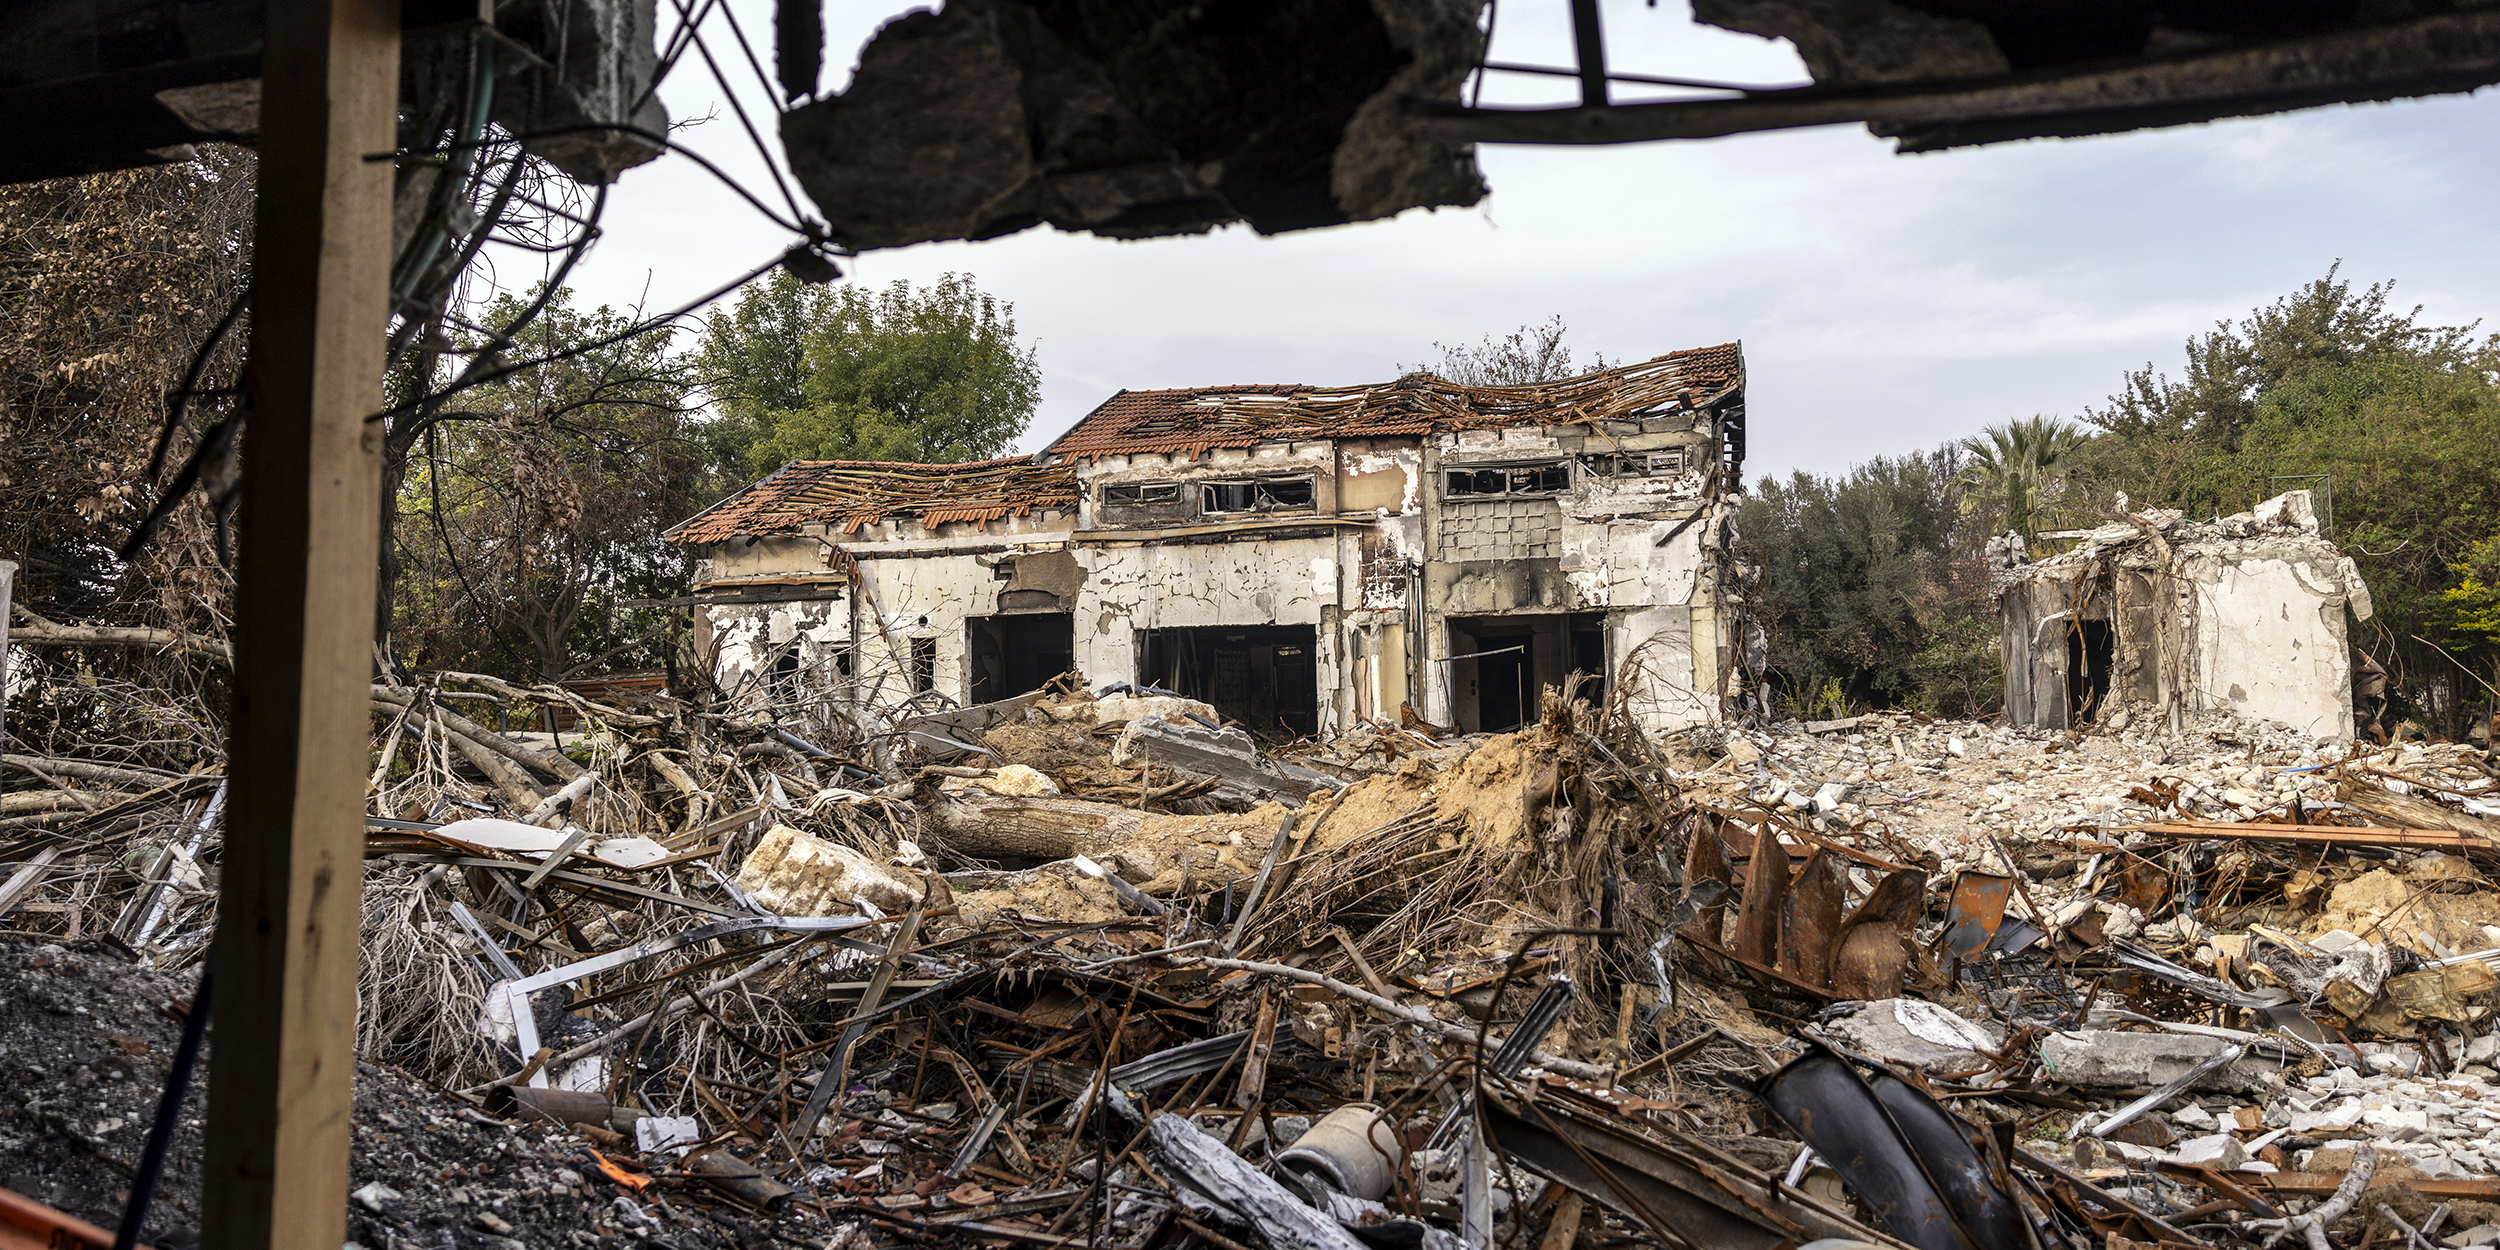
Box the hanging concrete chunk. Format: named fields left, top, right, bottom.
left=778, top=0, right=1486, bottom=250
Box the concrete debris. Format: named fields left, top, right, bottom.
left=735, top=824, right=926, bottom=915
left=1110, top=714, right=1336, bottom=806
left=8, top=625, right=2500, bottom=1250
left=2040, top=1031, right=2285, bottom=1094
left=1821, top=998, right=2003, bottom=1074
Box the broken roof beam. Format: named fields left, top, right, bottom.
left=1408, top=9, right=2500, bottom=153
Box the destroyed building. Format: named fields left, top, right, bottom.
left=1995, top=490, right=2376, bottom=741
left=667, top=345, right=1749, bottom=736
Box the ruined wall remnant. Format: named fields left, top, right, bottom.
left=1995, top=491, right=2373, bottom=741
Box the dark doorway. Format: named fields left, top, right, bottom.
left=1447, top=612, right=1606, bottom=733
left=968, top=613, right=1074, bottom=705
left=2065, top=619, right=2113, bottom=726
left=1137, top=624, right=1318, bottom=737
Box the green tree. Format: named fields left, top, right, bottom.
left=393, top=287, right=702, bottom=681
left=1740, top=447, right=1992, bottom=716
left=1956, top=415, right=2089, bottom=550
left=698, top=271, right=1039, bottom=478
left=2071, top=264, right=2489, bottom=518
left=2069, top=268, right=2500, bottom=734
left=2442, top=535, right=2500, bottom=661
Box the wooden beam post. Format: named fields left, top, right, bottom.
left=199, top=0, right=399, bottom=1247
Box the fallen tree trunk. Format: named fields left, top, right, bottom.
left=2337, top=778, right=2500, bottom=846
left=918, top=791, right=1145, bottom=861
left=2, top=755, right=187, bottom=792
left=7, top=615, right=233, bottom=664
left=372, top=685, right=584, bottom=782
left=441, top=718, right=548, bottom=813
left=1, top=789, right=136, bottom=816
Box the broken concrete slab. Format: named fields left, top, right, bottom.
left=2038, top=1030, right=2288, bottom=1094
left=1111, top=715, right=1335, bottom=807
left=1819, top=998, right=2003, bottom=1074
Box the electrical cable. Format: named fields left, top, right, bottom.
left=112, top=971, right=212, bottom=1250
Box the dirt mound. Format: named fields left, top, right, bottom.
left=2310, top=867, right=2500, bottom=955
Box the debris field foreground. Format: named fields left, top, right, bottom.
left=5, top=665, right=2500, bottom=1250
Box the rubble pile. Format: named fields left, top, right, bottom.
left=6, top=643, right=2500, bottom=1250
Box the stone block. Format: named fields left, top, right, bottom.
left=2036, top=1030, right=2286, bottom=1094
left=1821, top=999, right=2003, bottom=1074
left=2168, top=1134, right=2246, bottom=1169
left=736, top=825, right=924, bottom=915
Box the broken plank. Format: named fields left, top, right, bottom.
left=0, top=847, right=64, bottom=919
left=2254, top=1173, right=2500, bottom=1199
left=2115, top=820, right=2485, bottom=850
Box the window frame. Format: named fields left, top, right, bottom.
left=1099, top=481, right=1183, bottom=507
left=1198, top=475, right=1318, bottom=516
left=1443, top=460, right=1571, bottom=500
left=1581, top=449, right=1689, bottom=479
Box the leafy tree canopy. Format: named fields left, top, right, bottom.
left=1739, top=447, right=1997, bottom=717
left=697, top=271, right=1040, bottom=482
left=392, top=286, right=702, bottom=681
left=1956, top=415, right=2090, bottom=550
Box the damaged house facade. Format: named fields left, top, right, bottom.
left=667, top=345, right=1749, bottom=738
left=1995, top=490, right=2376, bottom=741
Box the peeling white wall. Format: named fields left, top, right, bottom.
left=2187, top=553, right=2357, bottom=740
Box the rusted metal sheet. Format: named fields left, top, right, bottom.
left=1731, top=821, right=1787, bottom=970
left=1680, top=816, right=1732, bottom=943
left=0, top=1185, right=135, bottom=1250
left=1830, top=869, right=1925, bottom=1000
left=1475, top=1080, right=1904, bottom=1250
left=1941, top=872, right=2013, bottom=968
left=1776, top=850, right=1844, bottom=988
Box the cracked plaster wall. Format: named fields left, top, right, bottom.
left=2185, top=553, right=2357, bottom=741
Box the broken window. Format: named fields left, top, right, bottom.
left=1582, top=450, right=1687, bottom=478
left=1200, top=476, right=1315, bottom=514
left=1100, top=482, right=1181, bottom=506
left=1445, top=462, right=1569, bottom=498
left=910, top=637, right=937, bottom=693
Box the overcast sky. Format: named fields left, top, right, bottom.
left=533, top=1, right=2500, bottom=484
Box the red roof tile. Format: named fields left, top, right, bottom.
left=666, top=457, right=1077, bottom=546
left=1045, top=342, right=1742, bottom=460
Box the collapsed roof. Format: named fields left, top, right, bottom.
left=1043, top=343, right=1745, bottom=460
left=666, top=456, right=1081, bottom=545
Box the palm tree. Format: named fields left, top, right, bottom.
left=1957, top=416, right=2090, bottom=551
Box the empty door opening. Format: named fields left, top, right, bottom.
left=1136, top=625, right=1318, bottom=737
left=1446, top=612, right=1606, bottom=733
left=2065, top=619, right=2114, bottom=726
left=968, top=613, right=1074, bottom=705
